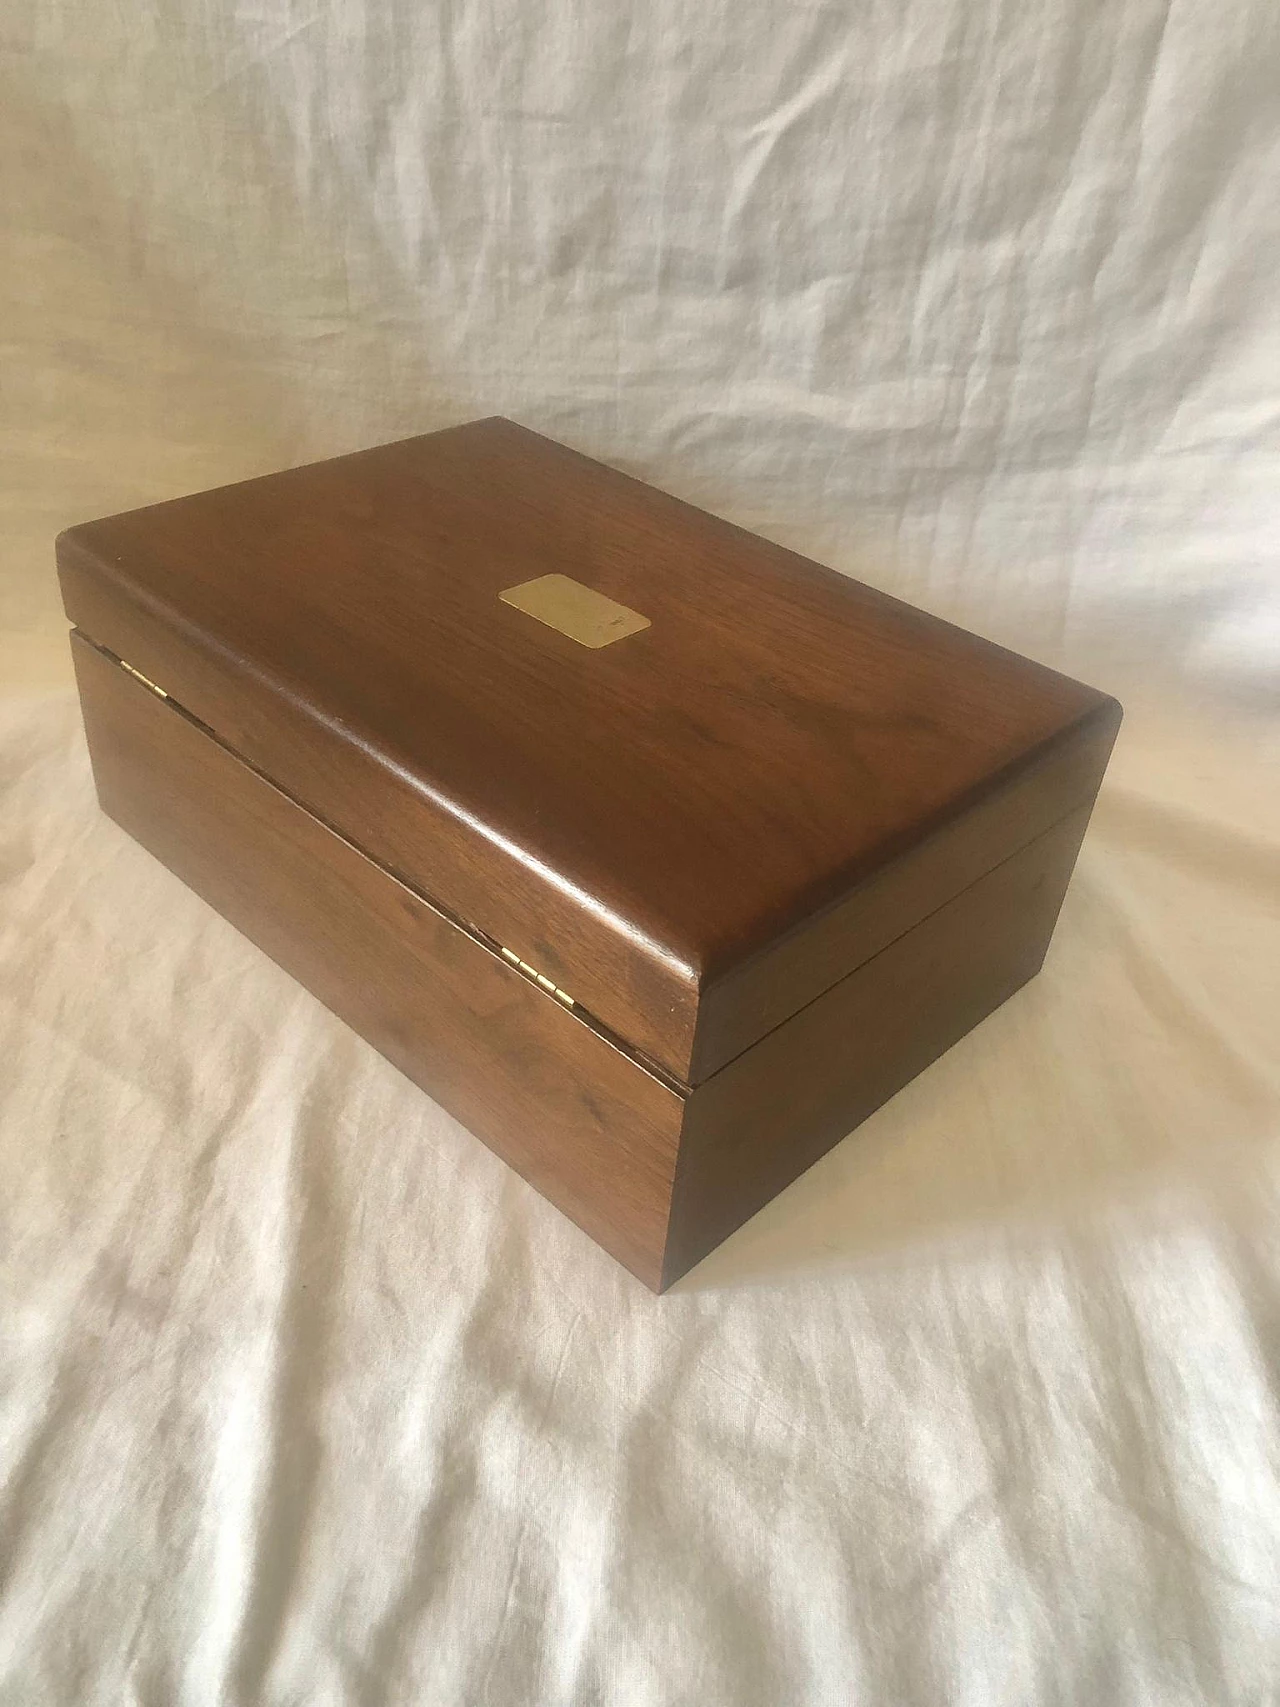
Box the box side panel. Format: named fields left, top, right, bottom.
left=58, top=540, right=700, bottom=1083
left=665, top=799, right=1096, bottom=1287
left=690, top=704, right=1120, bottom=1081
left=71, top=632, right=684, bottom=1292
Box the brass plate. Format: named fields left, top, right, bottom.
left=499, top=574, right=651, bottom=649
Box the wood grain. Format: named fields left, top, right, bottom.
left=58, top=416, right=1118, bottom=1082
left=72, top=630, right=685, bottom=1291
left=688, top=705, right=1119, bottom=1079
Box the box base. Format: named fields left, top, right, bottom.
left=72, top=630, right=1095, bottom=1291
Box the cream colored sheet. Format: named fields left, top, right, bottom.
left=3, top=0, right=1280, bottom=1700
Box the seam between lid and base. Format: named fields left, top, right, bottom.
left=79, top=630, right=690, bottom=1099
left=686, top=698, right=1119, bottom=1081
left=85, top=630, right=1110, bottom=1100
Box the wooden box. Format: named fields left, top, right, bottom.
left=57, top=418, right=1121, bottom=1290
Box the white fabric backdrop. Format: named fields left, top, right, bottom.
left=2, top=1, right=1279, bottom=1701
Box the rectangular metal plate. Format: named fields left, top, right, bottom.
left=499, top=574, right=651, bottom=649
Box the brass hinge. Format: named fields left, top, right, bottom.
left=499, top=946, right=575, bottom=1007
left=118, top=658, right=168, bottom=698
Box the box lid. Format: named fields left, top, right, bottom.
left=57, top=418, right=1119, bottom=1086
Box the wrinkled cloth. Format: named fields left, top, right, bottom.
left=3, top=0, right=1280, bottom=1701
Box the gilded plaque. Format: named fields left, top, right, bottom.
left=499, top=574, right=650, bottom=649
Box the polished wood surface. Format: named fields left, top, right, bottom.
left=72, top=632, right=684, bottom=1291
left=58, top=417, right=1118, bottom=1082
left=71, top=631, right=1109, bottom=1291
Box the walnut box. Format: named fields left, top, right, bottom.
left=57, top=418, right=1121, bottom=1289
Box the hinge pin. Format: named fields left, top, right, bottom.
left=499, top=945, right=575, bottom=1007
left=118, top=659, right=168, bottom=698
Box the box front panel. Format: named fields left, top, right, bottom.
left=71, top=631, right=684, bottom=1291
